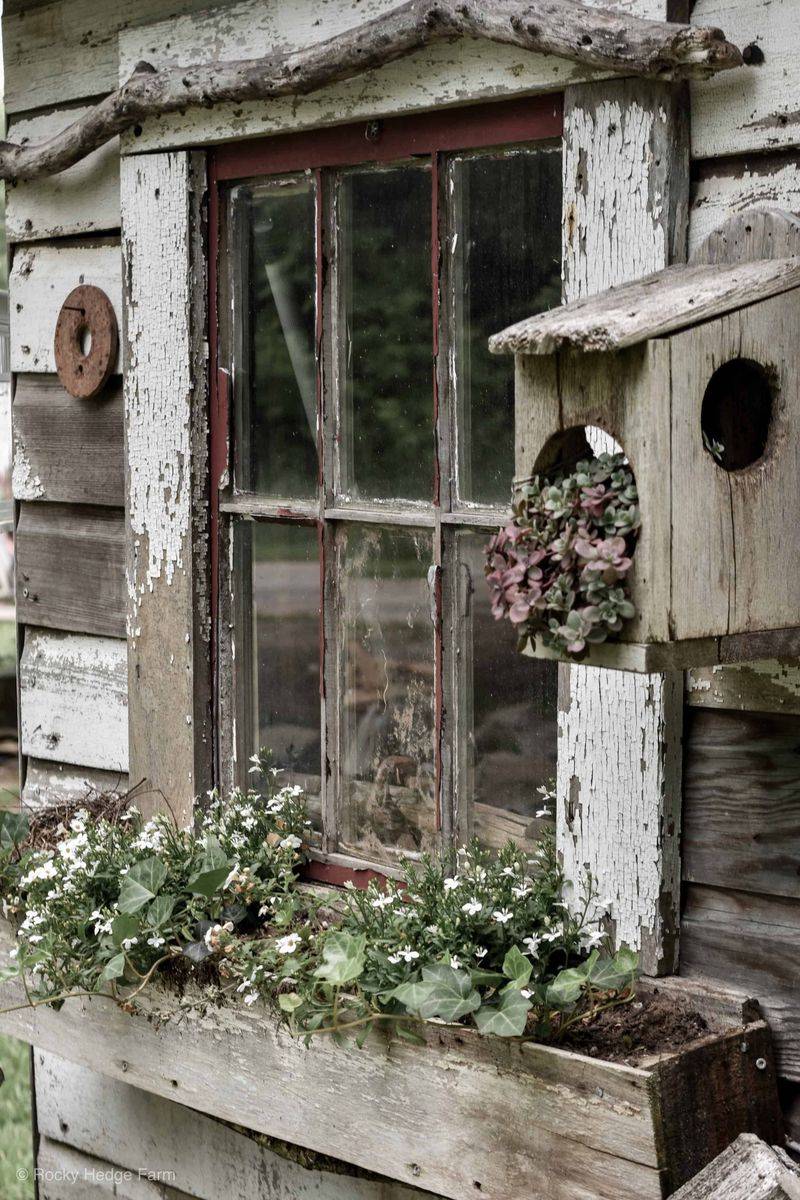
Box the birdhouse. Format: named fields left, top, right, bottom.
left=490, top=246, right=800, bottom=672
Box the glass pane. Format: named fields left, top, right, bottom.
left=232, top=178, right=317, bottom=498
left=454, top=529, right=556, bottom=852
left=337, top=524, right=435, bottom=862
left=336, top=164, right=433, bottom=503
left=251, top=522, right=322, bottom=827
left=449, top=146, right=562, bottom=507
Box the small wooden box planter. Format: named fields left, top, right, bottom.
left=0, top=926, right=783, bottom=1200
left=490, top=210, right=800, bottom=672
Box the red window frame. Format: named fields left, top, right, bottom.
left=208, top=94, right=563, bottom=886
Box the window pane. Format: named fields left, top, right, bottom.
left=336, top=524, right=436, bottom=863
left=336, top=165, right=433, bottom=503
left=251, top=522, right=322, bottom=827
left=232, top=178, right=317, bottom=498
left=454, top=529, right=556, bottom=851
left=449, top=146, right=561, bottom=507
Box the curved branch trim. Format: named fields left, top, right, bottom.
left=0, top=0, right=743, bottom=183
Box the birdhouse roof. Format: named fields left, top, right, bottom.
left=489, top=256, right=800, bottom=356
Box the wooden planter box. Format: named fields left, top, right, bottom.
left=0, top=927, right=782, bottom=1200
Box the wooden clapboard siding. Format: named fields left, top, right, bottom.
left=3, top=0, right=240, bottom=114
left=688, top=660, right=800, bottom=716
left=690, top=152, right=800, bottom=259
left=16, top=503, right=126, bottom=638
left=692, top=0, right=800, bottom=160
left=9, top=240, right=122, bottom=374
left=117, top=0, right=589, bottom=157
left=6, top=106, right=120, bottom=242
left=12, top=375, right=124, bottom=507
left=34, top=1053, right=438, bottom=1200
left=22, top=759, right=129, bottom=812
left=36, top=1138, right=191, bottom=1200
left=19, top=629, right=128, bottom=773
left=683, top=708, right=800, bottom=900
left=681, top=883, right=800, bottom=1081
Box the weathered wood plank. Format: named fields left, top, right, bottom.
left=681, top=883, right=800, bottom=1081
left=687, top=660, right=800, bottom=715
left=34, top=1053, right=440, bottom=1200
left=6, top=106, right=120, bottom=243
left=692, top=0, right=800, bottom=161
left=671, top=1134, right=800, bottom=1200
left=16, top=503, right=126, bottom=638
left=683, top=708, right=800, bottom=901
left=690, top=154, right=800, bottom=260
left=12, top=375, right=124, bottom=507
left=3, top=0, right=236, bottom=115
left=557, top=72, right=687, bottom=977
left=22, top=760, right=128, bottom=812
left=9, top=241, right=122, bottom=375
left=122, top=152, right=211, bottom=823
left=36, top=1138, right=180, bottom=1200
left=19, top=629, right=128, bottom=773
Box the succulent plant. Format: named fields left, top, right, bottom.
left=485, top=452, right=640, bottom=656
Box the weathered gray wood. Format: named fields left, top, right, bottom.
left=9, top=241, right=122, bottom=375
left=122, top=152, right=211, bottom=824
left=0, top=1, right=741, bottom=182
left=6, top=106, right=120, bottom=243
left=683, top=708, right=800, bottom=900
left=0, top=918, right=783, bottom=1200
left=691, top=157, right=800, bottom=260
left=19, top=630, right=128, bottom=773
left=681, top=883, right=800, bottom=1081
left=689, top=207, right=800, bottom=268
left=671, top=1135, right=800, bottom=1200
left=22, top=760, right=128, bottom=812
left=687, top=660, right=800, bottom=714
left=556, top=74, right=687, bottom=977
left=16, top=504, right=126, bottom=639
left=492, top=256, right=800, bottom=355
left=12, top=375, right=124, bottom=508
left=34, top=1052, right=440, bottom=1200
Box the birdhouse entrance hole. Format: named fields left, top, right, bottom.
left=701, top=357, right=775, bottom=472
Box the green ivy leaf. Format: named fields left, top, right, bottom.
left=188, top=836, right=231, bottom=898
left=545, top=952, right=598, bottom=1009
left=182, top=940, right=212, bottom=964
left=0, top=811, right=29, bottom=850
left=590, top=946, right=638, bottom=992
left=474, top=988, right=531, bottom=1037
left=110, top=912, right=140, bottom=947
left=470, top=968, right=505, bottom=987
left=502, top=946, right=533, bottom=988
left=101, top=953, right=126, bottom=982
left=278, top=992, right=303, bottom=1013
left=392, top=963, right=481, bottom=1023
left=147, top=895, right=176, bottom=929
left=313, top=932, right=366, bottom=986
left=388, top=979, right=437, bottom=1012
left=117, top=857, right=167, bottom=914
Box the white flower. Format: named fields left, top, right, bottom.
left=243, top=992, right=259, bottom=1006
left=390, top=946, right=419, bottom=964
left=223, top=866, right=240, bottom=890
left=520, top=989, right=533, bottom=1000
left=147, top=935, right=166, bottom=949
left=493, top=909, right=513, bottom=925
left=501, top=866, right=515, bottom=877
left=28, top=934, right=44, bottom=944
left=541, top=930, right=561, bottom=943
left=474, top=946, right=488, bottom=960
left=535, top=807, right=550, bottom=819
left=425, top=924, right=440, bottom=936
left=461, top=899, right=483, bottom=917
left=443, top=877, right=460, bottom=892
left=370, top=893, right=396, bottom=910
left=581, top=929, right=606, bottom=950
left=450, top=956, right=462, bottom=969
left=276, top=932, right=302, bottom=955
left=512, top=885, right=532, bottom=899
left=280, top=835, right=302, bottom=850
left=523, top=936, right=541, bottom=958
left=121, top=937, right=138, bottom=951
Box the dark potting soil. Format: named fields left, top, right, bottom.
left=560, top=990, right=710, bottom=1065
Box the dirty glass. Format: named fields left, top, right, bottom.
left=335, top=164, right=433, bottom=504
left=232, top=178, right=318, bottom=498
left=251, top=522, right=322, bottom=822
left=448, top=145, right=562, bottom=507
left=336, top=524, right=436, bottom=862
left=454, top=529, right=557, bottom=851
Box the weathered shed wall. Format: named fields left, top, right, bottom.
left=5, top=0, right=800, bottom=1181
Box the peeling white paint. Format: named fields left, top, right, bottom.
left=12, top=433, right=45, bottom=500
left=121, top=153, right=192, bottom=603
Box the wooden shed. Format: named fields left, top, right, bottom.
left=1, top=1, right=800, bottom=1197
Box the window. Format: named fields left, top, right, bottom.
left=212, top=99, right=563, bottom=876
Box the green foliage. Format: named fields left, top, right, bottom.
left=0, top=767, right=637, bottom=1048
left=0, top=1033, right=34, bottom=1200
left=486, top=452, right=640, bottom=657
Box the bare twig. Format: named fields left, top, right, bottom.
left=0, top=0, right=742, bottom=183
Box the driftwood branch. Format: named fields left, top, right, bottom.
left=0, top=0, right=743, bottom=183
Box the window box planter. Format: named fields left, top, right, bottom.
left=0, top=924, right=782, bottom=1200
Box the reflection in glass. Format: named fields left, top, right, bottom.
left=449, top=146, right=562, bottom=507
left=232, top=178, right=317, bottom=498
left=337, top=524, right=435, bottom=862
left=454, top=529, right=557, bottom=851
left=336, top=165, right=433, bottom=503
left=251, top=522, right=322, bottom=825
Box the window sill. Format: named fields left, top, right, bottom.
left=0, top=922, right=781, bottom=1200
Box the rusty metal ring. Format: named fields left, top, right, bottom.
left=54, top=284, right=118, bottom=399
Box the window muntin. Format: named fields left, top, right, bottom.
left=215, top=104, right=562, bottom=874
